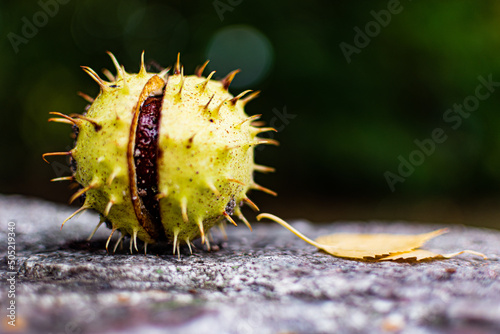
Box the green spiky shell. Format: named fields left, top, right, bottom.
left=55, top=53, right=276, bottom=251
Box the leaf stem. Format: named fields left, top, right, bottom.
left=256, top=213, right=324, bottom=248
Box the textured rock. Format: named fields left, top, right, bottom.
left=1, top=194, right=499, bottom=334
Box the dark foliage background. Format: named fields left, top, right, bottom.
left=2, top=0, right=500, bottom=228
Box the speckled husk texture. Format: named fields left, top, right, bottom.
left=47, top=53, right=276, bottom=253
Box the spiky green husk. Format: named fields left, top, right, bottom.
left=48, top=53, right=277, bottom=253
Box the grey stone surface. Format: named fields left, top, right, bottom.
left=1, top=194, right=500, bottom=334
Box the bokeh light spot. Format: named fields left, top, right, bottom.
left=206, top=25, right=273, bottom=89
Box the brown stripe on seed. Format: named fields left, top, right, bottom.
left=127, top=75, right=167, bottom=241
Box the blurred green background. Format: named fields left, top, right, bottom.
left=2, top=0, right=500, bottom=228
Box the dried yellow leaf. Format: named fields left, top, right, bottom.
left=314, top=229, right=447, bottom=260
left=380, top=249, right=487, bottom=261
left=256, top=213, right=487, bottom=262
